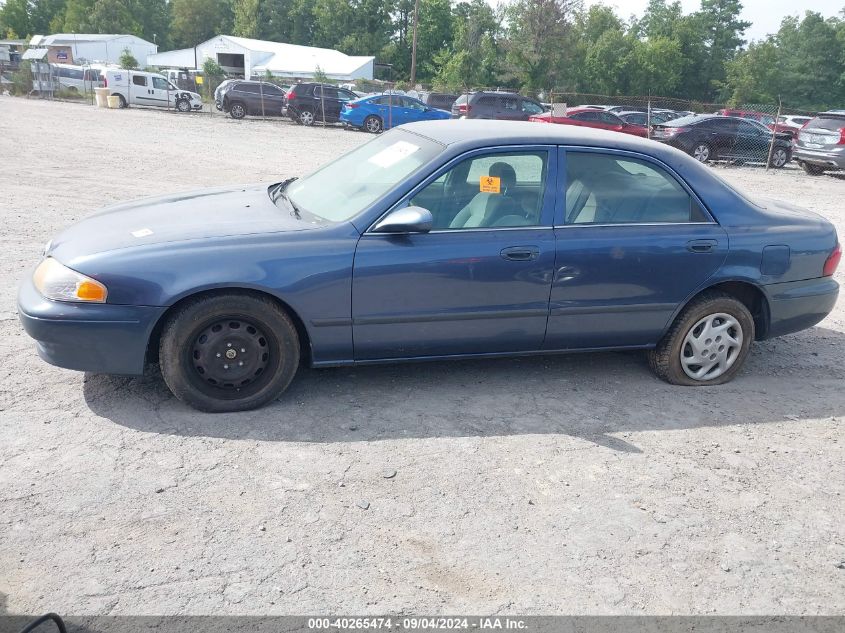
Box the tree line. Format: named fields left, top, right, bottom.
left=2, top=0, right=844, bottom=109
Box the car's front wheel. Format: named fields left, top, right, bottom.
left=175, top=98, right=191, bottom=113
left=691, top=142, right=713, bottom=163
left=364, top=115, right=383, bottom=134
left=229, top=102, right=246, bottom=119
left=768, top=147, right=790, bottom=168
left=648, top=291, right=754, bottom=386
left=159, top=292, right=300, bottom=412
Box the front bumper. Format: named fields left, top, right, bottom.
left=794, top=146, right=845, bottom=169
left=17, top=274, right=166, bottom=375
left=762, top=276, right=839, bottom=339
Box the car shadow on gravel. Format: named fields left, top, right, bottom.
left=81, top=326, right=845, bottom=451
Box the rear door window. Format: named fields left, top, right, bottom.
left=132, top=75, right=147, bottom=87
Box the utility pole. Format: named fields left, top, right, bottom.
left=409, top=0, right=420, bottom=86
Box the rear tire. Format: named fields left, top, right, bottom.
left=648, top=291, right=754, bottom=386
left=112, top=93, right=127, bottom=108
left=364, top=115, right=383, bottom=134
left=159, top=293, right=300, bottom=413
left=691, top=142, right=714, bottom=163
left=801, top=162, right=825, bottom=176
left=297, top=108, right=315, bottom=126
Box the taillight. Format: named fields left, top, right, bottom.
left=823, top=242, right=841, bottom=276
left=103, top=77, right=107, bottom=87
left=838, top=127, right=845, bottom=145
left=458, top=103, right=470, bottom=114
left=286, top=89, right=296, bottom=100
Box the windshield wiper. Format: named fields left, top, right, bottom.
left=269, top=177, right=297, bottom=203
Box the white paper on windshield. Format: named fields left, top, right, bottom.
left=367, top=140, right=420, bottom=168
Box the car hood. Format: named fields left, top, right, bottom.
left=49, top=183, right=309, bottom=259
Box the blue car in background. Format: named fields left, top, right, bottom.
left=341, top=94, right=451, bottom=133
left=18, top=122, right=840, bottom=412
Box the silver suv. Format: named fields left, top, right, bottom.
left=794, top=112, right=845, bottom=174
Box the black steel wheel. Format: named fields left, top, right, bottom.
left=159, top=293, right=300, bottom=412
left=176, top=98, right=191, bottom=113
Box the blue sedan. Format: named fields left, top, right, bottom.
left=18, top=121, right=840, bottom=412
left=340, top=94, right=450, bottom=133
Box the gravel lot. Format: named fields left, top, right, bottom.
left=1, top=97, right=844, bottom=617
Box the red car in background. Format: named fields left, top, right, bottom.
left=529, top=107, right=649, bottom=137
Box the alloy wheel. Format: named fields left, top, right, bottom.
left=772, top=148, right=788, bottom=168
left=693, top=144, right=710, bottom=162
left=299, top=110, right=315, bottom=125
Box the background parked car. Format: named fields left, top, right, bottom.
left=529, top=107, right=648, bottom=137
left=451, top=91, right=545, bottom=120
left=286, top=82, right=358, bottom=125
left=421, top=92, right=458, bottom=111
left=717, top=108, right=776, bottom=126
left=340, top=94, right=450, bottom=133
left=652, top=114, right=792, bottom=167
left=219, top=80, right=287, bottom=119
left=616, top=110, right=675, bottom=125
left=794, top=111, right=845, bottom=175
left=770, top=114, right=813, bottom=139
left=103, top=69, right=202, bottom=112
left=54, top=63, right=102, bottom=93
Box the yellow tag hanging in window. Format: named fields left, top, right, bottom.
left=480, top=176, right=501, bottom=194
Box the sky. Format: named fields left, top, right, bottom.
left=586, top=0, right=844, bottom=42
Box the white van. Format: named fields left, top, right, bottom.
left=54, top=63, right=104, bottom=93
left=103, top=69, right=203, bottom=112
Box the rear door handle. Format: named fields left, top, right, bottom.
left=687, top=239, right=718, bottom=253
left=501, top=246, right=539, bottom=261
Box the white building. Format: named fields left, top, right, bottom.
left=147, top=35, right=374, bottom=81
left=29, top=34, right=158, bottom=66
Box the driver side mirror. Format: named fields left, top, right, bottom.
left=372, top=206, right=433, bottom=234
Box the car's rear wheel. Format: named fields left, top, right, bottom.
left=112, top=93, right=127, bottom=108
left=298, top=108, right=315, bottom=126
left=769, top=147, right=789, bottom=168
left=159, top=293, right=300, bottom=412
left=364, top=115, right=383, bottom=134
left=801, top=162, right=825, bottom=176
left=648, top=291, right=754, bottom=386
left=691, top=143, right=713, bottom=163
left=229, top=102, right=246, bottom=119
left=175, top=98, right=191, bottom=113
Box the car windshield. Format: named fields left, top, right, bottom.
left=284, top=130, right=444, bottom=222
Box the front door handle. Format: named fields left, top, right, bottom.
left=501, top=246, right=539, bottom=261
left=687, top=239, right=718, bottom=253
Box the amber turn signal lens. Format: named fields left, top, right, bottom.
left=76, top=280, right=107, bottom=301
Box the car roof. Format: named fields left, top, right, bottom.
left=401, top=120, right=659, bottom=151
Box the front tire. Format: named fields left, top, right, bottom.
left=768, top=147, right=789, bottom=168
left=175, top=98, right=191, bottom=113
left=364, top=115, right=383, bottom=134
left=229, top=101, right=246, bottom=119
left=159, top=293, right=300, bottom=412
left=648, top=291, right=754, bottom=386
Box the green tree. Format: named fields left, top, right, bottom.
left=233, top=0, right=260, bottom=38
left=170, top=0, right=232, bottom=48
left=433, top=0, right=502, bottom=89
left=505, top=0, right=582, bottom=90
left=119, top=47, right=139, bottom=69
left=696, top=0, right=750, bottom=99
left=0, top=0, right=33, bottom=37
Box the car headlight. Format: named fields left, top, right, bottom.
left=33, top=257, right=108, bottom=303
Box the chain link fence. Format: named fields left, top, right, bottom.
left=2, top=64, right=827, bottom=172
